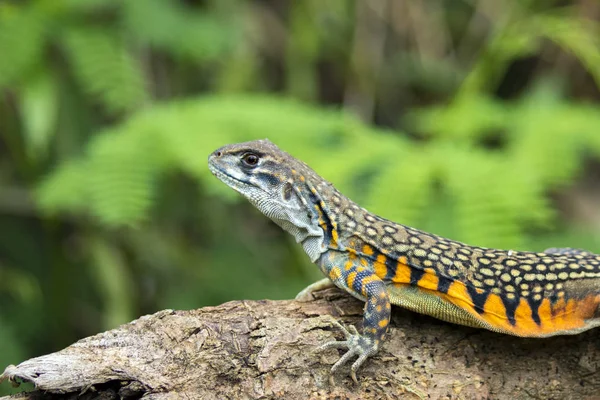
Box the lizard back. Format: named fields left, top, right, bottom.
left=330, top=189, right=600, bottom=337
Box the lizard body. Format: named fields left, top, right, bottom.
left=208, top=139, right=600, bottom=382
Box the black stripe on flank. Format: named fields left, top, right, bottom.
left=307, top=190, right=334, bottom=244
left=526, top=296, right=542, bottom=326
left=436, top=276, right=453, bottom=294
left=466, top=285, right=489, bottom=315
left=502, top=295, right=519, bottom=326
left=409, top=268, right=425, bottom=286
left=384, top=256, right=398, bottom=281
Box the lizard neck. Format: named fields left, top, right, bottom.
left=258, top=179, right=335, bottom=263
left=284, top=179, right=347, bottom=263
left=269, top=215, right=325, bottom=263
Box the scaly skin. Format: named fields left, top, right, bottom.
left=208, top=139, right=600, bottom=383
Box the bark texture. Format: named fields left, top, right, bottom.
left=1, top=288, right=600, bottom=399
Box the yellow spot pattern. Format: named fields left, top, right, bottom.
left=346, top=271, right=357, bottom=289
left=360, top=275, right=378, bottom=294
left=374, top=254, right=387, bottom=278
left=378, top=319, right=389, bottom=328
left=329, top=266, right=341, bottom=281
left=392, top=261, right=411, bottom=284
left=417, top=271, right=439, bottom=291
left=331, top=228, right=339, bottom=245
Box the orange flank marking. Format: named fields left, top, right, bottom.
left=417, top=269, right=439, bottom=291
left=362, top=245, right=374, bottom=256
left=537, top=296, right=599, bottom=334
left=378, top=319, right=389, bottom=328
left=360, top=257, right=369, bottom=267
left=411, top=277, right=600, bottom=337
left=443, top=281, right=475, bottom=316
left=482, top=293, right=508, bottom=330
left=346, top=271, right=357, bottom=289
left=392, top=261, right=411, bottom=284
left=538, top=297, right=583, bottom=334
left=538, top=298, right=553, bottom=328
left=513, top=299, right=538, bottom=334
left=565, top=298, right=578, bottom=319
left=374, top=255, right=387, bottom=278
left=398, top=256, right=408, bottom=265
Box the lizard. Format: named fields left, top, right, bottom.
left=208, top=139, right=600, bottom=383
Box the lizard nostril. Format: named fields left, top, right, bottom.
left=215, top=151, right=222, bottom=157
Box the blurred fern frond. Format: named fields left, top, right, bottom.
left=62, top=29, right=147, bottom=114
left=460, top=8, right=600, bottom=95
left=122, top=0, right=240, bottom=63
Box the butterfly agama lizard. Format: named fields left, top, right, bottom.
left=208, top=139, right=600, bottom=383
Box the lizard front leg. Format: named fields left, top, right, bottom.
left=295, top=278, right=335, bottom=301
left=318, top=252, right=391, bottom=383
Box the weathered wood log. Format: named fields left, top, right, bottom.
left=1, top=288, right=599, bottom=399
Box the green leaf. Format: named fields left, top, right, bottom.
left=19, top=69, right=59, bottom=162
left=367, top=148, right=435, bottom=227
left=0, top=264, right=41, bottom=304
left=62, top=28, right=147, bottom=114
left=0, top=5, right=45, bottom=88
left=88, top=238, right=135, bottom=329
left=36, top=158, right=90, bottom=215
left=122, top=0, right=237, bottom=63
left=535, top=13, right=600, bottom=87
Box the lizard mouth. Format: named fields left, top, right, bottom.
left=208, top=162, right=253, bottom=190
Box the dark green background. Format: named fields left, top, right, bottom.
left=1, top=0, right=600, bottom=395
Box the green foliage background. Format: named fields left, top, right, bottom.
left=1, top=0, right=600, bottom=394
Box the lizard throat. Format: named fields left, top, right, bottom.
left=208, top=163, right=252, bottom=192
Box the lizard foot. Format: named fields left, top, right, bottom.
left=318, top=320, right=378, bottom=385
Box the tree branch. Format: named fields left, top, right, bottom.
left=1, top=288, right=600, bottom=399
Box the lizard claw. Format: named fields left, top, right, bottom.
left=318, top=321, right=378, bottom=384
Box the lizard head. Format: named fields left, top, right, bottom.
left=208, top=139, right=307, bottom=208
left=208, top=139, right=329, bottom=261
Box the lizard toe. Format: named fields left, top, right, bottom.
left=319, top=330, right=379, bottom=384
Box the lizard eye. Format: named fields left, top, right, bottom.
left=241, top=152, right=260, bottom=167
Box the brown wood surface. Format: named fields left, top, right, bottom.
left=1, top=288, right=599, bottom=399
